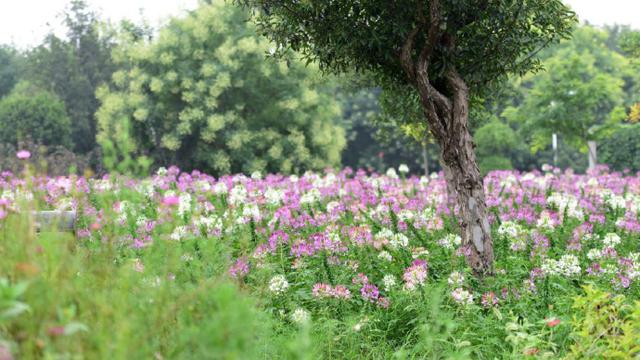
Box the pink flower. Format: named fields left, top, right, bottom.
left=162, top=195, right=180, bottom=206
left=546, top=318, right=561, bottom=327
left=16, top=150, right=31, bottom=159
left=229, top=257, right=250, bottom=279
left=312, top=283, right=333, bottom=298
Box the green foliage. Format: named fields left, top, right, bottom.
left=0, top=46, right=21, bottom=99
left=25, top=0, right=116, bottom=153
left=238, top=0, right=574, bottom=97
left=620, top=30, right=640, bottom=63
left=0, top=82, right=72, bottom=148
left=341, top=87, right=437, bottom=174
left=506, top=26, right=630, bottom=153
left=567, top=286, right=640, bottom=358
left=479, top=156, right=513, bottom=175
left=600, top=124, right=640, bottom=171
left=97, top=2, right=345, bottom=176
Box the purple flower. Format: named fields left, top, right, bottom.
left=360, top=284, right=380, bottom=303
left=229, top=257, right=250, bottom=279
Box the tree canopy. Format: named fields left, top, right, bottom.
left=25, top=0, right=116, bottom=153
left=0, top=82, right=72, bottom=148
left=96, top=2, right=345, bottom=175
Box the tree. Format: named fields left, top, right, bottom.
left=341, top=87, right=438, bottom=175
left=96, top=2, right=345, bottom=176
left=0, top=82, right=72, bottom=148
left=600, top=124, right=640, bottom=172
left=474, top=120, right=519, bottom=174
left=26, top=0, right=116, bottom=153
left=237, top=0, right=575, bottom=275
left=506, top=26, right=630, bottom=167
left=0, top=46, right=21, bottom=99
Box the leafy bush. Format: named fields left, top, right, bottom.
left=0, top=139, right=102, bottom=177
left=475, top=120, right=518, bottom=173
left=0, top=82, right=72, bottom=149
left=97, top=2, right=345, bottom=176
left=568, top=286, right=640, bottom=358
left=600, top=124, right=640, bottom=171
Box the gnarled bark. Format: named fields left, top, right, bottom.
left=438, top=71, right=494, bottom=275
left=399, top=0, right=494, bottom=276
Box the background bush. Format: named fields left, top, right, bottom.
left=0, top=82, right=72, bottom=149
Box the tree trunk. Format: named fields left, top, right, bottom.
left=398, top=0, right=493, bottom=276
left=587, top=141, right=597, bottom=170
left=417, top=70, right=494, bottom=276
left=438, top=117, right=494, bottom=276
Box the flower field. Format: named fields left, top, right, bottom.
left=2, top=165, right=640, bottom=358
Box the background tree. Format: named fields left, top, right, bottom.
left=341, top=87, right=439, bottom=175
left=237, top=0, right=575, bottom=275
left=25, top=0, right=115, bottom=153
left=0, top=81, right=72, bottom=148
left=96, top=2, right=345, bottom=176
left=0, top=46, right=22, bottom=99
left=600, top=124, right=640, bottom=171
left=505, top=26, right=632, bottom=167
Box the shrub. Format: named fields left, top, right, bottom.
left=0, top=82, right=72, bottom=149
left=567, top=286, right=640, bottom=358
left=600, top=124, right=640, bottom=171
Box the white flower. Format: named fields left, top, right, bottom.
left=498, top=221, right=528, bottom=251
left=326, top=201, right=341, bottom=213
left=135, top=216, right=148, bottom=228
left=451, top=288, right=474, bottom=305
left=213, top=182, right=228, bottom=195
left=398, top=210, right=415, bottom=222
left=541, top=254, right=581, bottom=277
left=586, top=248, right=602, bottom=261
left=229, top=185, right=247, bottom=205
left=386, top=168, right=398, bottom=179
left=268, top=275, right=290, bottom=294
left=251, top=171, right=262, bottom=180
left=290, top=308, right=310, bottom=324
left=156, top=167, right=168, bottom=176
left=537, top=211, right=555, bottom=230
left=300, top=188, right=321, bottom=204
left=447, top=271, right=465, bottom=287
left=242, top=203, right=260, bottom=220
left=353, top=317, right=369, bottom=332
left=438, top=234, right=461, bottom=250
left=603, top=233, right=621, bottom=248
left=389, top=233, right=409, bottom=249
left=378, top=251, right=393, bottom=262
left=382, top=274, right=397, bottom=292
left=170, top=225, right=189, bottom=241
left=398, top=164, right=410, bottom=174
left=177, top=193, right=192, bottom=217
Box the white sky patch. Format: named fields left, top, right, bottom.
left=0, top=0, right=198, bottom=49
left=0, top=0, right=638, bottom=48
left=563, top=0, right=640, bottom=29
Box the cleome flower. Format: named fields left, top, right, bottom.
left=402, top=259, right=428, bottom=291
left=268, top=275, right=290, bottom=295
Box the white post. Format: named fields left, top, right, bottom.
left=588, top=141, right=597, bottom=170
left=552, top=133, right=558, bottom=167
left=422, top=142, right=429, bottom=176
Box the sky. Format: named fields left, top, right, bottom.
left=0, top=0, right=639, bottom=48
